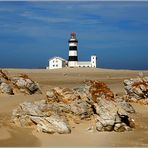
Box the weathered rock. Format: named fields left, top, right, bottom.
left=12, top=100, right=71, bottom=133
left=11, top=102, right=45, bottom=127
left=74, top=86, right=94, bottom=105
left=46, top=87, right=80, bottom=104
left=115, top=97, right=135, bottom=113
left=0, top=82, right=14, bottom=95
left=70, top=99, right=93, bottom=119
left=0, top=70, right=41, bottom=95
left=46, top=89, right=59, bottom=103
left=31, top=114, right=71, bottom=134
left=11, top=75, right=41, bottom=95
left=124, top=77, right=148, bottom=103
left=94, top=97, right=134, bottom=132
left=85, top=80, right=114, bottom=102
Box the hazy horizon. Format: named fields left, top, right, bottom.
left=0, top=1, right=148, bottom=70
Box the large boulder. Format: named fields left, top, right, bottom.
left=94, top=97, right=135, bottom=132
left=124, top=77, right=148, bottom=104
left=12, top=101, right=71, bottom=134
left=31, top=114, right=71, bottom=134
left=11, top=74, right=41, bottom=95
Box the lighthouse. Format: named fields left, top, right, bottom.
left=47, top=32, right=97, bottom=69
left=68, top=32, right=78, bottom=67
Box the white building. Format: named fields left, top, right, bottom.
left=46, top=32, right=97, bottom=69
left=77, top=55, right=97, bottom=68
left=46, top=57, right=67, bottom=69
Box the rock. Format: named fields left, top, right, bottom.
left=46, top=89, right=59, bottom=103
left=94, top=97, right=134, bottom=132
left=114, top=123, right=126, bottom=132
left=115, top=97, right=135, bottom=113
left=11, top=101, right=46, bottom=127
left=70, top=99, right=93, bottom=119
left=46, top=103, right=71, bottom=114
left=85, top=80, right=114, bottom=102
left=55, top=87, right=80, bottom=103
left=19, top=102, right=44, bottom=116
left=0, top=70, right=41, bottom=95
left=124, top=77, right=148, bottom=104
left=12, top=101, right=71, bottom=134
left=11, top=75, right=41, bottom=95
left=74, top=86, right=94, bottom=105
left=31, top=114, right=71, bottom=134
left=0, top=82, right=14, bottom=95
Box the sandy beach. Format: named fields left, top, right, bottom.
left=0, top=68, right=148, bottom=147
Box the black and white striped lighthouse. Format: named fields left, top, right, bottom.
left=68, top=32, right=78, bottom=67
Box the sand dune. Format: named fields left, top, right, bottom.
left=0, top=68, right=148, bottom=147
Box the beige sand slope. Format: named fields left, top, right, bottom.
left=0, top=68, right=148, bottom=147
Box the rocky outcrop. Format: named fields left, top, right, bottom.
left=12, top=80, right=135, bottom=134
left=124, top=77, right=148, bottom=104
left=0, top=70, right=41, bottom=95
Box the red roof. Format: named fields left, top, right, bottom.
left=71, top=32, right=76, bottom=36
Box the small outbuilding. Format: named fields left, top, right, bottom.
left=46, top=57, right=67, bottom=69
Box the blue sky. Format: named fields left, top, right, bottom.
left=0, top=1, right=148, bottom=69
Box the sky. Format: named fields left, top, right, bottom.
left=0, top=1, right=148, bottom=70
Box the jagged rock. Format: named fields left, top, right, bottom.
left=85, top=80, right=114, bottom=102
left=124, top=77, right=148, bottom=103
left=46, top=89, right=59, bottom=103
left=31, top=114, right=71, bottom=134
left=70, top=99, right=93, bottom=119
left=74, top=86, right=94, bottom=105
left=46, top=87, right=80, bottom=104
left=0, top=70, right=41, bottom=95
left=94, top=97, right=134, bottom=132
left=0, top=82, right=14, bottom=95
left=11, top=75, right=41, bottom=95
left=12, top=101, right=71, bottom=134
left=115, top=98, right=135, bottom=113
left=12, top=102, right=45, bottom=127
